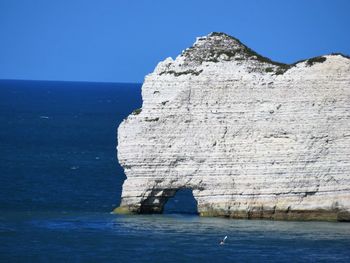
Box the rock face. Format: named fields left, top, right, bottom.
left=115, top=32, right=350, bottom=221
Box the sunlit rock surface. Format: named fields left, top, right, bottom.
left=115, top=32, right=350, bottom=221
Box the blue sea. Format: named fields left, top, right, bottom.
left=0, top=80, right=349, bottom=262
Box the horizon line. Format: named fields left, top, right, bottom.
left=0, top=78, right=143, bottom=85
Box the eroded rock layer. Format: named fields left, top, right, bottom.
left=115, top=33, right=350, bottom=221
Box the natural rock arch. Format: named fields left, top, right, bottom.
left=114, top=32, right=350, bottom=221
left=115, top=180, right=202, bottom=215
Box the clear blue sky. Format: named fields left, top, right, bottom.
left=0, top=0, right=349, bottom=83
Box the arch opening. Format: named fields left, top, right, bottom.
left=163, top=188, right=198, bottom=215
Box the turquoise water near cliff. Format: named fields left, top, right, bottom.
left=1, top=80, right=349, bottom=262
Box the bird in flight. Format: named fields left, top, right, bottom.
left=219, top=236, right=227, bottom=245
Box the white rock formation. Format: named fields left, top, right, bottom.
left=115, top=32, right=350, bottom=221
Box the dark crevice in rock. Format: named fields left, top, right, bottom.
left=145, top=117, right=159, bottom=122
left=159, top=69, right=203, bottom=76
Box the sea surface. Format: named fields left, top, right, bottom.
left=0, top=80, right=349, bottom=262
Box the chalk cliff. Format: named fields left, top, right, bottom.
left=115, top=32, right=350, bottom=221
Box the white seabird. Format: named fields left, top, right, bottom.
left=220, top=236, right=227, bottom=245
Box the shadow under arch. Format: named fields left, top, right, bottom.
left=138, top=188, right=199, bottom=215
